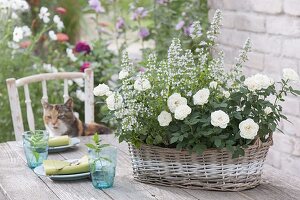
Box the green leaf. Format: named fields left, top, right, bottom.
left=193, top=144, right=207, bottom=155
left=93, top=133, right=99, bottom=145
left=214, top=138, right=222, bottom=147
left=86, top=144, right=97, bottom=150
left=170, top=137, right=178, bottom=144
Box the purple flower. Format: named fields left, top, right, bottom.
left=80, top=62, right=90, bottom=72
left=132, top=7, right=148, bottom=21
left=184, top=25, right=192, bottom=36
left=75, top=41, right=91, bottom=54
left=139, top=27, right=150, bottom=39
left=116, top=17, right=125, bottom=30
left=88, top=0, right=105, bottom=13
left=175, top=20, right=185, bottom=30
left=139, top=67, right=147, bottom=73
left=156, top=0, right=169, bottom=5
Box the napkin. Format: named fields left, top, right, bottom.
left=43, top=156, right=89, bottom=175
left=48, top=135, right=70, bottom=147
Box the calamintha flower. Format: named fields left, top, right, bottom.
left=139, top=27, right=150, bottom=39
left=88, top=0, right=105, bottom=13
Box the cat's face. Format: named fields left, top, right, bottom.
left=42, top=98, right=75, bottom=136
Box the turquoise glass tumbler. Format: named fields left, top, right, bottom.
left=23, top=130, right=49, bottom=169
left=88, top=147, right=117, bottom=189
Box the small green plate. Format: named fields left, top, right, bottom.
left=33, top=159, right=90, bottom=181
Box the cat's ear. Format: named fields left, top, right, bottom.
left=65, top=98, right=73, bottom=109
left=41, top=99, right=50, bottom=109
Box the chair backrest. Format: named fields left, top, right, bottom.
left=6, top=68, right=94, bottom=141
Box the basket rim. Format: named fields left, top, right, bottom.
left=128, top=137, right=273, bottom=155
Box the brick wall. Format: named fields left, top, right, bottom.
left=208, top=0, right=300, bottom=176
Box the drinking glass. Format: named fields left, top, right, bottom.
left=23, top=130, right=49, bottom=169
left=88, top=146, right=117, bottom=189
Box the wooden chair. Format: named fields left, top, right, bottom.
left=6, top=68, right=94, bottom=141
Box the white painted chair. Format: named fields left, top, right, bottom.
left=6, top=68, right=94, bottom=141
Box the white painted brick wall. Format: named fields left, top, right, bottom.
left=208, top=0, right=300, bottom=177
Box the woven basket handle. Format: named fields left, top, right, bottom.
left=254, top=133, right=273, bottom=148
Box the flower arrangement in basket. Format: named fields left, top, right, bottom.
left=94, top=10, right=300, bottom=191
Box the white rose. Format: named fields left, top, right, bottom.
left=157, top=111, right=172, bottom=126
left=174, top=105, right=191, bottom=120
left=193, top=88, right=210, bottom=106
left=209, top=81, right=218, bottom=89
left=239, top=118, right=259, bottom=139
left=118, top=69, right=129, bottom=80
left=223, top=91, right=230, bottom=98
left=167, top=93, right=187, bottom=113
left=264, top=107, right=272, bottom=115
left=106, top=93, right=123, bottom=111
left=210, top=110, right=230, bottom=129
left=93, top=84, right=110, bottom=96
left=283, top=68, right=299, bottom=82
left=134, top=78, right=151, bottom=91
left=244, top=74, right=273, bottom=91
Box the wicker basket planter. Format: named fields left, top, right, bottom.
left=128, top=138, right=273, bottom=191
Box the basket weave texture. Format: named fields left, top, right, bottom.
left=128, top=139, right=272, bottom=191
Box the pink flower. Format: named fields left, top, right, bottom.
left=56, top=33, right=69, bottom=42
left=175, top=20, right=185, bottom=30
left=55, top=7, right=67, bottom=14
left=75, top=41, right=91, bottom=54
left=80, top=62, right=90, bottom=72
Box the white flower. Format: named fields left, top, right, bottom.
left=157, top=111, right=172, bottom=126
left=244, top=74, right=274, bottom=92
left=134, top=78, right=151, bottom=91
left=13, top=26, right=23, bottom=42
left=76, top=89, right=85, bottom=102
left=48, top=30, right=57, bottom=40
left=283, top=68, right=299, bottom=82
left=211, top=110, right=230, bottom=129
left=73, top=78, right=84, bottom=87
left=7, top=41, right=19, bottom=49
left=223, top=91, right=230, bottom=98
left=167, top=93, right=187, bottom=113
left=10, top=0, right=29, bottom=11
left=66, top=48, right=77, bottom=62
left=264, top=107, right=272, bottom=115
left=22, top=26, right=31, bottom=37
left=38, top=7, right=50, bottom=23
left=93, top=83, right=110, bottom=97
left=193, top=88, right=210, bottom=106
left=174, top=105, right=191, bottom=120
left=119, top=69, right=129, bottom=80
left=43, top=63, right=58, bottom=73
left=239, top=118, right=259, bottom=139
left=209, top=81, right=218, bottom=89
left=53, top=15, right=64, bottom=31
left=106, top=93, right=123, bottom=111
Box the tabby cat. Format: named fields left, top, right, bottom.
left=42, top=98, right=111, bottom=137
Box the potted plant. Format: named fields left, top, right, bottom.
left=93, top=10, right=300, bottom=191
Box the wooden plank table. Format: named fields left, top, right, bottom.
left=0, top=134, right=300, bottom=200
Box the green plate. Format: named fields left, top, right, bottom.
left=48, top=138, right=80, bottom=153
left=33, top=159, right=90, bottom=181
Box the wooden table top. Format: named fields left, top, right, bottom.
left=1, top=134, right=300, bottom=200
